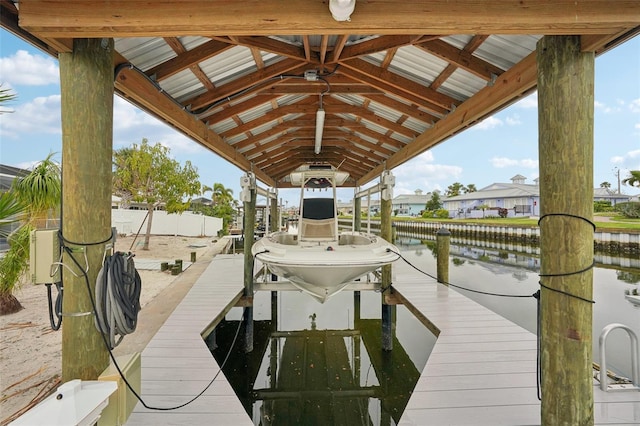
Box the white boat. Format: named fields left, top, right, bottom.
left=252, top=165, right=399, bottom=303
left=626, top=294, right=640, bottom=307
left=625, top=288, right=640, bottom=308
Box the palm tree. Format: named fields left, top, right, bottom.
left=0, top=192, right=25, bottom=236
left=0, top=154, right=61, bottom=315
left=622, top=170, right=640, bottom=188
left=0, top=84, right=16, bottom=114
left=211, top=182, right=234, bottom=206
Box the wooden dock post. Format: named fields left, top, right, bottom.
left=59, top=38, right=113, bottom=382
left=241, top=173, right=257, bottom=353
left=380, top=171, right=395, bottom=351
left=537, top=35, right=595, bottom=425
left=436, top=227, right=450, bottom=284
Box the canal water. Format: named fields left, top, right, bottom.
left=397, top=238, right=640, bottom=379
left=207, top=239, right=640, bottom=425
left=207, top=288, right=436, bottom=425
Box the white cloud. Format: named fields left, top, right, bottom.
left=520, top=158, right=539, bottom=169
left=112, top=97, right=204, bottom=155
left=611, top=150, right=640, bottom=171
left=490, top=157, right=518, bottom=168
left=594, top=100, right=621, bottom=114
left=505, top=114, right=522, bottom=126
left=0, top=50, right=59, bottom=86
left=490, top=157, right=538, bottom=169
left=0, top=95, right=61, bottom=138
left=515, top=92, right=538, bottom=109
left=473, top=116, right=503, bottom=130
left=393, top=151, right=463, bottom=193
left=630, top=98, right=640, bottom=113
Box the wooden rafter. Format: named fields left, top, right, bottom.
left=19, top=1, right=640, bottom=37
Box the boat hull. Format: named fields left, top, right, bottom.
left=252, top=231, right=399, bottom=302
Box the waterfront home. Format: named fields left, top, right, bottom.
left=443, top=174, right=632, bottom=218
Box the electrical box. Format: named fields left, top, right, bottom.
left=29, top=229, right=60, bottom=285
left=98, top=352, right=141, bottom=426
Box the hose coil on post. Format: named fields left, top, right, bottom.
left=94, top=252, right=142, bottom=349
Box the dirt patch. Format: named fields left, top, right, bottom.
left=0, top=235, right=223, bottom=424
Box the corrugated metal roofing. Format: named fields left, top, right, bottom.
left=3, top=2, right=636, bottom=188
left=111, top=32, right=545, bottom=184
left=110, top=32, right=546, bottom=184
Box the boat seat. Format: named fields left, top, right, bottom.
left=300, top=218, right=336, bottom=240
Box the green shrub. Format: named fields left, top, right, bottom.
left=594, top=200, right=614, bottom=213
left=615, top=202, right=640, bottom=218
left=435, top=209, right=449, bottom=219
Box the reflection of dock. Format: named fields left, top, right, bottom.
left=127, top=254, right=640, bottom=425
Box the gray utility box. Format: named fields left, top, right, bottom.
left=29, top=229, right=61, bottom=284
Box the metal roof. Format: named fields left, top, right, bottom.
left=3, top=1, right=638, bottom=188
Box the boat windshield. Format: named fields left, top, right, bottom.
left=302, top=198, right=335, bottom=220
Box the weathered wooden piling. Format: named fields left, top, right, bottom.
left=380, top=173, right=395, bottom=351
left=242, top=175, right=257, bottom=353
left=60, top=38, right=113, bottom=382
left=537, top=35, right=595, bottom=425
left=436, top=227, right=450, bottom=284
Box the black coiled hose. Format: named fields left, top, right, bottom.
left=94, top=252, right=142, bottom=349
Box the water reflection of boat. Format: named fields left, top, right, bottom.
left=252, top=165, right=399, bottom=303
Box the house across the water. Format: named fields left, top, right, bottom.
left=442, top=174, right=632, bottom=219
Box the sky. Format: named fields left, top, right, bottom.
left=1, top=30, right=639, bottom=207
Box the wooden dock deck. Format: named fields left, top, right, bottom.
left=125, top=254, right=253, bottom=425
left=392, top=260, right=640, bottom=425
left=126, top=255, right=640, bottom=425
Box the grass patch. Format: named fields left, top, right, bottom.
left=340, top=215, right=640, bottom=231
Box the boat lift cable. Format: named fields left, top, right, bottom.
left=60, top=237, right=244, bottom=411
left=387, top=248, right=536, bottom=299
left=388, top=211, right=599, bottom=402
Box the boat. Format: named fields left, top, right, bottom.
left=625, top=288, right=640, bottom=308
left=252, top=165, right=399, bottom=303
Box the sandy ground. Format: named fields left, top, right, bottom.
left=0, top=234, right=224, bottom=425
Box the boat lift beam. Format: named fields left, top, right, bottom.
left=354, top=171, right=396, bottom=351
left=353, top=170, right=395, bottom=235
left=255, top=183, right=278, bottom=234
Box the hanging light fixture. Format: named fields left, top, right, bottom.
left=329, top=0, right=356, bottom=22
left=314, top=94, right=325, bottom=154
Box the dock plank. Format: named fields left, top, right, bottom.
left=393, top=260, right=640, bottom=425
left=125, top=254, right=252, bottom=426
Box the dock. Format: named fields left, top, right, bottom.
left=126, top=255, right=640, bottom=425
left=392, top=263, right=640, bottom=425
left=125, top=255, right=252, bottom=425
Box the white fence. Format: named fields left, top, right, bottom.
left=112, top=210, right=223, bottom=237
